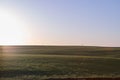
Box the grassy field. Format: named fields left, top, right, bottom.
left=0, top=46, right=120, bottom=80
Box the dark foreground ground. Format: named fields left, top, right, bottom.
left=0, top=46, right=120, bottom=80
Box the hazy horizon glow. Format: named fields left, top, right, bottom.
left=0, top=0, right=120, bottom=47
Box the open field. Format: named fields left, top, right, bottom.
left=0, top=46, right=120, bottom=80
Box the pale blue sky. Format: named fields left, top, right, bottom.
left=0, top=0, right=120, bottom=46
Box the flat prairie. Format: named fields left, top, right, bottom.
left=0, top=46, right=120, bottom=80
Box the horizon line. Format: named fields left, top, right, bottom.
left=0, top=44, right=120, bottom=48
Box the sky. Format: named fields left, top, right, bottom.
left=0, top=0, right=120, bottom=47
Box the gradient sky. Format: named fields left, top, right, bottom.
left=0, top=0, right=120, bottom=47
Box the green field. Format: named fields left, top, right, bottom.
left=0, top=46, right=120, bottom=80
